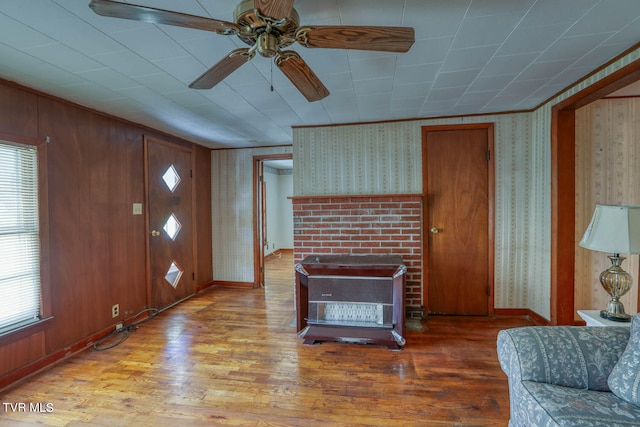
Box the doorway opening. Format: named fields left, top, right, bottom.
left=253, top=154, right=294, bottom=288
left=551, top=59, right=640, bottom=325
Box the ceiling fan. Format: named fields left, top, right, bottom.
left=89, top=0, right=415, bottom=102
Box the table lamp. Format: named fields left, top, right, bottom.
left=579, top=204, right=640, bottom=322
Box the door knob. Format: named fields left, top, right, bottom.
left=151, top=230, right=160, bottom=236
left=430, top=227, right=439, bottom=234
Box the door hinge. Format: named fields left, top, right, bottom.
left=192, top=272, right=195, bottom=280
left=190, top=169, right=193, bottom=178
left=486, top=149, right=491, bottom=161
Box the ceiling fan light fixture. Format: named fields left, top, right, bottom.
left=257, top=32, right=279, bottom=58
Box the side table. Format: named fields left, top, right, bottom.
left=577, top=310, right=632, bottom=327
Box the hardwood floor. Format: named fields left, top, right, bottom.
left=0, top=252, right=533, bottom=426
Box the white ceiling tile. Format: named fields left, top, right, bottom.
left=456, top=90, right=500, bottom=106
left=0, top=13, right=56, bottom=49
left=427, top=86, right=466, bottom=101
left=319, top=72, right=354, bottom=92
left=479, top=52, right=540, bottom=77
left=0, top=44, right=45, bottom=72
left=92, top=49, right=163, bottom=78
left=497, top=79, right=549, bottom=102
left=62, top=81, right=128, bottom=104
left=391, top=96, right=424, bottom=111
left=420, top=99, right=457, bottom=114
left=547, top=65, right=594, bottom=87
left=397, top=37, right=453, bottom=67
left=395, top=63, right=441, bottom=84
left=441, top=45, right=499, bottom=72
left=537, top=33, right=616, bottom=62
left=468, top=74, right=517, bottom=92
left=602, top=17, right=640, bottom=46
left=433, top=69, right=480, bottom=89
left=177, top=34, right=243, bottom=66
left=73, top=67, right=139, bottom=90
left=293, top=1, right=340, bottom=23
left=353, top=77, right=393, bottom=94
left=136, top=73, right=192, bottom=94
left=518, top=0, right=598, bottom=28
left=108, top=27, right=189, bottom=62
left=496, top=23, right=568, bottom=56
left=349, top=56, right=398, bottom=80
left=516, top=59, right=576, bottom=81
left=152, top=55, right=206, bottom=84
left=453, top=13, right=521, bottom=49
left=392, top=82, right=433, bottom=99
left=297, top=49, right=350, bottom=77
left=337, top=0, right=405, bottom=26
left=466, top=0, right=536, bottom=18
left=23, top=42, right=104, bottom=73
left=163, top=90, right=212, bottom=108
left=12, top=62, right=81, bottom=90
left=566, top=0, right=640, bottom=36
left=571, top=43, right=630, bottom=69
left=404, top=0, right=470, bottom=39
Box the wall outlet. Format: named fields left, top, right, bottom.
left=111, top=304, right=119, bottom=318
left=115, top=322, right=124, bottom=331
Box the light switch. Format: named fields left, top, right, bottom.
left=132, top=203, right=143, bottom=215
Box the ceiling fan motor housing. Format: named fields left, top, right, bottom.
left=233, top=0, right=299, bottom=49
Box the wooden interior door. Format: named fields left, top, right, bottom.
left=424, top=126, right=491, bottom=315
left=145, top=136, right=195, bottom=310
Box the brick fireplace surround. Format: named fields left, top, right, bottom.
left=292, top=194, right=423, bottom=318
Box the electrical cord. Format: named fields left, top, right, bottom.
left=93, top=308, right=159, bottom=351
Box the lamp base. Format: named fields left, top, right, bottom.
left=600, top=310, right=632, bottom=322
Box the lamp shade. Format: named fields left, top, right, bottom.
left=579, top=204, right=640, bottom=254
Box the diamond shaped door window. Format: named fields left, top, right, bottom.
left=163, top=213, right=182, bottom=241
left=162, top=165, right=181, bottom=193
left=165, top=261, right=183, bottom=289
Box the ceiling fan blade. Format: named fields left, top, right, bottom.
left=189, top=49, right=252, bottom=89
left=253, top=0, right=295, bottom=20
left=296, top=26, right=415, bottom=53
left=89, top=0, right=240, bottom=35
left=275, top=51, right=329, bottom=102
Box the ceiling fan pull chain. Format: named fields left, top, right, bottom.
left=270, top=61, right=274, bottom=92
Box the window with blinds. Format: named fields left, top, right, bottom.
left=0, top=140, right=41, bottom=335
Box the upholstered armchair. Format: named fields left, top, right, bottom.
left=497, top=315, right=640, bottom=426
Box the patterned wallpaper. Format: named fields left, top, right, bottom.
left=294, top=123, right=423, bottom=195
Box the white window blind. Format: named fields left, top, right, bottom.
left=0, top=141, right=41, bottom=335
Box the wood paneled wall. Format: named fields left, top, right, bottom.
left=575, top=97, right=640, bottom=318
left=0, top=79, right=212, bottom=389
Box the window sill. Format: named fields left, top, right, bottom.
left=0, top=316, right=54, bottom=346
